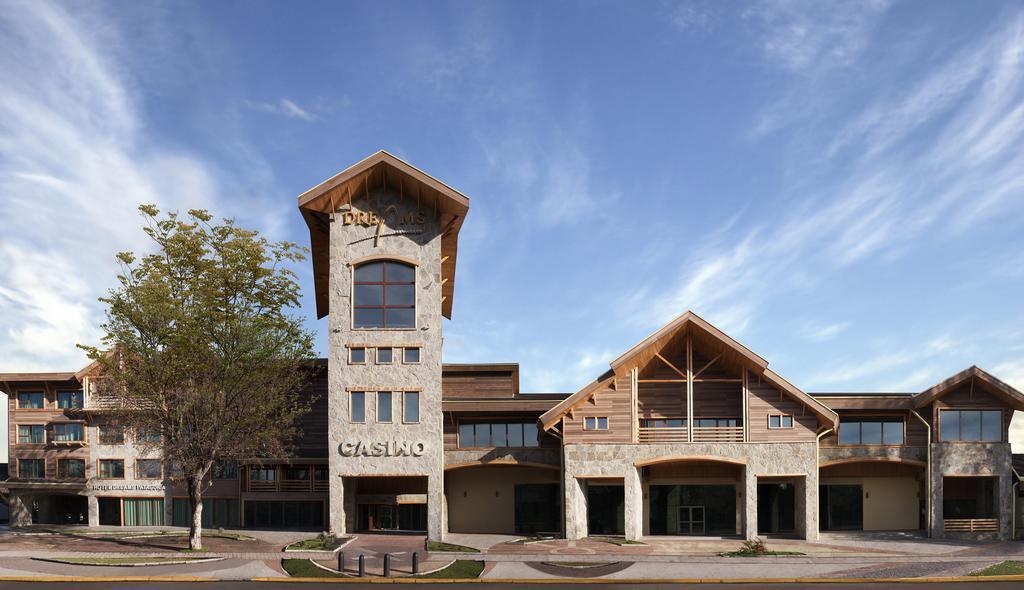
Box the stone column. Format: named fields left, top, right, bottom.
left=999, top=472, right=1013, bottom=541
left=931, top=452, right=944, bottom=538
left=163, top=488, right=174, bottom=527
left=624, top=466, right=643, bottom=540
left=563, top=474, right=587, bottom=540
left=330, top=476, right=346, bottom=536
left=88, top=494, right=99, bottom=527
left=428, top=473, right=443, bottom=540
left=794, top=476, right=809, bottom=539
left=9, top=494, right=31, bottom=527
left=744, top=468, right=758, bottom=540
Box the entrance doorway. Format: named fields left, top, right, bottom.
left=648, top=485, right=737, bottom=535
left=678, top=505, right=705, bottom=535
left=31, top=495, right=88, bottom=525
left=357, top=503, right=427, bottom=532
left=820, top=484, right=863, bottom=530
left=514, top=483, right=560, bottom=534
left=587, top=484, right=624, bottom=535
left=757, top=483, right=796, bottom=534
left=98, top=497, right=121, bottom=526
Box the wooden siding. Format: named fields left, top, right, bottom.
left=692, top=381, right=742, bottom=419
left=442, top=370, right=516, bottom=399
left=637, top=381, right=685, bottom=418
left=292, top=368, right=329, bottom=458
left=747, top=371, right=818, bottom=442
left=563, top=375, right=633, bottom=443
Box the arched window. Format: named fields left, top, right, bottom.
left=353, top=260, right=415, bottom=328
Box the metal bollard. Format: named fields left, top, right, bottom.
left=337, top=551, right=344, bottom=574
left=412, top=551, right=419, bottom=574
left=383, top=553, right=391, bottom=577
left=358, top=554, right=365, bottom=577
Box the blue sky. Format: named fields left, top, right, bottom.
left=2, top=0, right=1024, bottom=453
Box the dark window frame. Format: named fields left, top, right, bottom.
left=56, top=390, right=84, bottom=409
left=58, top=458, right=86, bottom=479
left=352, top=261, right=416, bottom=329
left=838, top=415, right=905, bottom=446
left=457, top=421, right=541, bottom=449
left=939, top=409, right=1003, bottom=442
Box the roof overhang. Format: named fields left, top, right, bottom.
left=913, top=365, right=1024, bottom=410
left=297, top=150, right=470, bottom=320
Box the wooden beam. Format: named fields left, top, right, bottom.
left=638, top=379, right=687, bottom=383
left=692, top=353, right=722, bottom=379
left=686, top=334, right=694, bottom=443
left=655, top=352, right=687, bottom=379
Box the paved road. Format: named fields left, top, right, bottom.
left=0, top=583, right=1019, bottom=589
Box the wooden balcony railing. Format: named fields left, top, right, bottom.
left=639, top=426, right=744, bottom=443
left=246, top=466, right=329, bottom=493
left=944, top=518, right=999, bottom=533
left=639, top=426, right=688, bottom=443
left=692, top=426, right=744, bottom=443
left=313, top=479, right=329, bottom=493
left=248, top=480, right=277, bottom=492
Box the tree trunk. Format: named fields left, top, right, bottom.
left=188, top=475, right=204, bottom=550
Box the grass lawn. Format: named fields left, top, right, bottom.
left=426, top=540, right=480, bottom=553
left=285, top=534, right=350, bottom=551
left=46, top=557, right=213, bottom=566
left=970, top=561, right=1024, bottom=576
left=419, top=560, right=484, bottom=578
left=282, top=558, right=344, bottom=578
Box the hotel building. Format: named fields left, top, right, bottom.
left=2, top=152, right=1022, bottom=540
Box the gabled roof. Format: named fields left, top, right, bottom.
left=913, top=365, right=1024, bottom=410
left=297, top=150, right=470, bottom=320
left=541, top=311, right=839, bottom=430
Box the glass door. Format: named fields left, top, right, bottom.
left=678, top=505, right=705, bottom=535
left=375, top=505, right=397, bottom=530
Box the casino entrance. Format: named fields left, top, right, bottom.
left=352, top=476, right=428, bottom=532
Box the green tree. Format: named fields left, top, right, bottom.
left=81, top=205, right=316, bottom=549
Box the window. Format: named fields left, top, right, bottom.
left=353, top=260, right=416, bottom=329
left=350, top=391, right=366, bottom=422
left=250, top=467, right=277, bottom=481
left=377, top=347, right=394, bottom=364
left=213, top=460, right=238, bottom=479
left=584, top=416, right=609, bottom=430
left=51, top=423, right=85, bottom=442
left=17, top=391, right=44, bottom=409
left=99, top=459, right=125, bottom=479
left=57, top=390, right=84, bottom=409
left=137, top=427, right=162, bottom=444
left=19, top=459, right=44, bottom=479
left=940, top=410, right=1002, bottom=442
left=283, top=466, right=309, bottom=481
left=136, top=459, right=163, bottom=479
left=349, top=347, right=366, bottom=364
left=403, top=347, right=421, bottom=364
left=839, top=416, right=904, bottom=445
left=17, top=424, right=44, bottom=444
left=697, top=418, right=739, bottom=428
left=768, top=415, right=793, bottom=429
left=58, top=459, right=85, bottom=479
left=458, top=422, right=540, bottom=448
left=403, top=391, right=420, bottom=423
left=640, top=418, right=688, bottom=428
left=377, top=392, right=393, bottom=423
left=98, top=424, right=125, bottom=445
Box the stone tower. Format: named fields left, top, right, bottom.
left=297, top=152, right=468, bottom=539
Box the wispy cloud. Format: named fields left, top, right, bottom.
left=800, top=321, right=851, bottom=343
left=246, top=98, right=318, bottom=121
left=0, top=1, right=264, bottom=371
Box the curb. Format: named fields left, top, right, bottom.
left=32, top=556, right=225, bottom=568
left=249, top=574, right=1024, bottom=584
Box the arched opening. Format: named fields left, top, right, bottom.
left=639, top=458, right=744, bottom=537
left=819, top=459, right=926, bottom=532
left=444, top=464, right=560, bottom=535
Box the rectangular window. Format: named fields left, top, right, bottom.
left=584, top=416, right=609, bottom=430
left=403, top=347, right=421, bottom=364
left=349, top=347, right=366, bottom=364
left=58, top=459, right=85, bottom=479
left=377, top=391, right=393, bottom=423
left=640, top=418, right=688, bottom=428
left=458, top=422, right=541, bottom=448
left=490, top=423, right=508, bottom=447
left=696, top=418, right=739, bottom=428
left=98, top=424, right=125, bottom=445
left=768, top=415, right=793, bottom=429
left=19, top=459, right=45, bottom=479
left=17, top=391, right=44, bottom=409
left=839, top=416, right=904, bottom=445
left=350, top=391, right=365, bottom=423
left=250, top=467, right=277, bottom=481
left=99, top=459, right=125, bottom=479
left=403, top=391, right=420, bottom=423
left=136, top=459, right=163, bottom=479
left=57, top=390, right=84, bottom=409
left=212, top=460, right=238, bottom=479
left=137, top=427, right=162, bottom=444
left=940, top=410, right=1003, bottom=442
left=51, top=423, right=85, bottom=442
left=377, top=347, right=393, bottom=364
left=17, top=424, right=44, bottom=444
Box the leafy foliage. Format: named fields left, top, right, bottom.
left=81, top=206, right=316, bottom=549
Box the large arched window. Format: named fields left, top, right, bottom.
left=353, top=260, right=415, bottom=328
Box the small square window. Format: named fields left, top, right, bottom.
left=769, top=415, right=793, bottom=429
left=349, top=347, right=366, bottom=364
left=584, top=417, right=609, bottom=430
left=99, top=459, right=125, bottom=479
left=403, top=347, right=421, bottom=364
left=17, top=391, right=44, bottom=409
left=136, top=459, right=163, bottom=479
left=782, top=415, right=793, bottom=428
left=377, top=347, right=393, bottom=364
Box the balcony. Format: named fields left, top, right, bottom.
left=245, top=465, right=328, bottom=493
left=639, top=425, right=744, bottom=443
